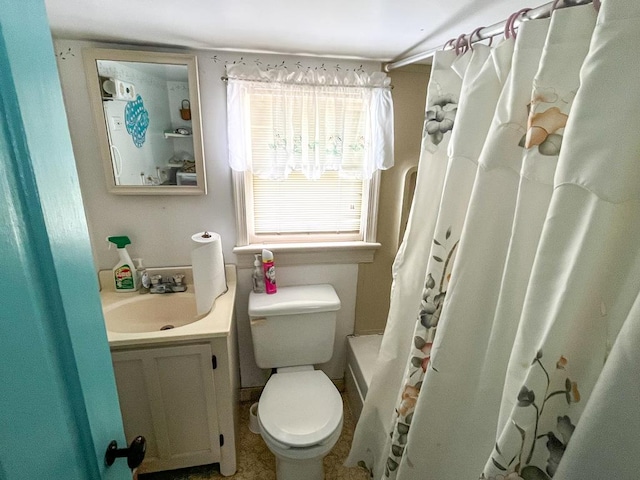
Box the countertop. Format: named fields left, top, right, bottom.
left=99, top=265, right=236, bottom=348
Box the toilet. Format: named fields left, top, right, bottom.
left=249, top=284, right=343, bottom=480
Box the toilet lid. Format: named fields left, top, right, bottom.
left=258, top=370, right=343, bottom=447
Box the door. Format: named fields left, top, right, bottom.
left=0, top=1, right=130, bottom=479
left=112, top=344, right=221, bottom=473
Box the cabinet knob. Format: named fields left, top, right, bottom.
left=105, top=436, right=146, bottom=470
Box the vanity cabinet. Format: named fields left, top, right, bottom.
left=111, top=337, right=238, bottom=475
left=102, top=265, right=239, bottom=476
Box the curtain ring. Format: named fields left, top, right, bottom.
left=510, top=8, right=532, bottom=39
left=593, top=0, right=601, bottom=12
left=551, top=0, right=562, bottom=12
left=455, top=33, right=464, bottom=55
left=455, top=33, right=467, bottom=55
left=468, top=27, right=485, bottom=51
left=504, top=12, right=517, bottom=39
left=443, top=38, right=456, bottom=50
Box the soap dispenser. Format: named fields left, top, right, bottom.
left=136, top=258, right=150, bottom=294
left=252, top=254, right=265, bottom=293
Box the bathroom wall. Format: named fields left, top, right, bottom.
left=54, top=39, right=383, bottom=387
left=167, top=80, right=190, bottom=128
left=354, top=64, right=431, bottom=334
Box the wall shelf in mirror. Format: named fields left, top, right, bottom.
left=83, top=48, right=207, bottom=195
left=164, top=132, right=193, bottom=138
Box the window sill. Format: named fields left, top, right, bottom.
left=233, top=241, right=381, bottom=268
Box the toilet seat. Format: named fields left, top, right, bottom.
left=258, top=369, right=343, bottom=448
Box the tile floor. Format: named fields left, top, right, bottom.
left=140, top=395, right=369, bottom=480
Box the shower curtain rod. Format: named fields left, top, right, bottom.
left=384, top=0, right=594, bottom=72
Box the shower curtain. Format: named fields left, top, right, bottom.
left=347, top=0, right=640, bottom=479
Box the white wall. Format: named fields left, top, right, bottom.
left=167, top=80, right=191, bottom=129
left=355, top=64, right=430, bottom=334
left=54, top=39, right=381, bottom=387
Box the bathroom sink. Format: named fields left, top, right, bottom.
left=103, top=293, right=199, bottom=333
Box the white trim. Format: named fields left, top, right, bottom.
left=364, top=170, right=380, bottom=243
left=231, top=170, right=249, bottom=246
left=233, top=241, right=380, bottom=268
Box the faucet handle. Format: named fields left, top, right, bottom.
left=172, top=274, right=185, bottom=285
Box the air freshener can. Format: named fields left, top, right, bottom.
left=262, top=249, right=277, bottom=294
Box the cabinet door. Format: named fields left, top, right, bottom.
left=112, top=344, right=221, bottom=473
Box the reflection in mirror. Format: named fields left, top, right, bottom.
left=84, top=49, right=206, bottom=195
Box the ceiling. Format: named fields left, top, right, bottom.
left=45, top=0, right=535, bottom=65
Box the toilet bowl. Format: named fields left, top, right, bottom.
left=249, top=284, right=343, bottom=480
left=258, top=367, right=343, bottom=480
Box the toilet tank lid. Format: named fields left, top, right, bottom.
left=249, top=284, right=340, bottom=316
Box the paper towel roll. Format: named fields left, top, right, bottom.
left=191, top=231, right=227, bottom=316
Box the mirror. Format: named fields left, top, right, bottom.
left=83, top=48, right=206, bottom=195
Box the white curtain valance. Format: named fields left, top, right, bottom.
left=226, top=64, right=394, bottom=180
left=225, top=64, right=392, bottom=87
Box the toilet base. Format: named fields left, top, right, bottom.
left=275, top=454, right=324, bottom=480
left=260, top=417, right=343, bottom=480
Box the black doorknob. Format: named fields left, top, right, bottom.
left=105, top=436, right=146, bottom=470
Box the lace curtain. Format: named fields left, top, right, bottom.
left=226, top=65, right=394, bottom=180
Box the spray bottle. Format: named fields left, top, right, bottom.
left=262, top=249, right=277, bottom=294
left=107, top=236, right=139, bottom=292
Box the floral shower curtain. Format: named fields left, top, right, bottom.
left=348, top=1, right=640, bottom=479
left=345, top=50, right=464, bottom=471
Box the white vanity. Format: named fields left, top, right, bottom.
left=99, top=265, right=238, bottom=476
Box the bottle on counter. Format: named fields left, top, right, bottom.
left=262, top=249, right=277, bottom=294
left=252, top=254, right=265, bottom=293
left=135, top=258, right=150, bottom=294
left=107, top=236, right=139, bottom=293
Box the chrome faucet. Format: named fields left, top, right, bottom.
left=149, top=274, right=187, bottom=293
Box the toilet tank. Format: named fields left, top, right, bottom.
left=248, top=284, right=341, bottom=369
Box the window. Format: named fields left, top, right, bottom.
left=249, top=171, right=369, bottom=243
left=226, top=66, right=393, bottom=247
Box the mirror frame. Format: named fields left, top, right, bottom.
left=83, top=48, right=207, bottom=195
